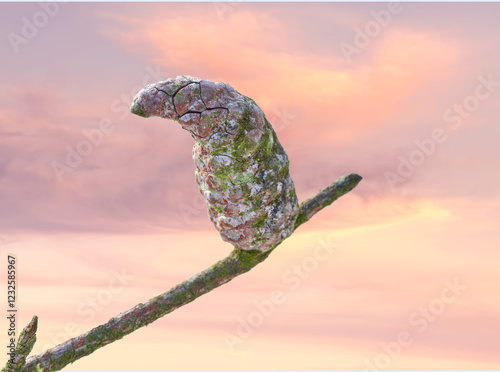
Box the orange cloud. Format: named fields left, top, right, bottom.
left=102, top=9, right=465, bottom=148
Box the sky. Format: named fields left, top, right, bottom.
left=1, top=2, right=499, bottom=370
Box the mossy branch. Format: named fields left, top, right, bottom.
left=14, top=72, right=363, bottom=372
left=2, top=316, right=38, bottom=372
left=14, top=173, right=361, bottom=372
left=294, top=173, right=363, bottom=229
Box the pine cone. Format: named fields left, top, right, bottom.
left=131, top=76, right=298, bottom=252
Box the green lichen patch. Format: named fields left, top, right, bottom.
left=132, top=106, right=147, bottom=118
left=233, top=248, right=265, bottom=267
left=251, top=212, right=268, bottom=228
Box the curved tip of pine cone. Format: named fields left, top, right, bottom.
left=130, top=100, right=147, bottom=118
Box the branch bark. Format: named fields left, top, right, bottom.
left=3, top=316, right=37, bottom=372
left=13, top=173, right=361, bottom=372
left=294, top=173, right=362, bottom=229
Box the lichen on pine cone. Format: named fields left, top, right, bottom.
left=130, top=75, right=298, bottom=251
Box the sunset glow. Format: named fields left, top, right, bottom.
left=1, top=2, right=499, bottom=370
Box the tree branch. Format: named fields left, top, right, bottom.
left=294, top=173, right=363, bottom=230
left=18, top=173, right=361, bottom=372
left=3, top=316, right=38, bottom=372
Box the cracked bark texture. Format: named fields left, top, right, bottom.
left=131, top=76, right=298, bottom=251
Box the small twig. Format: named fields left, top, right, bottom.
left=19, top=173, right=361, bottom=372
left=2, top=316, right=38, bottom=372
left=294, top=173, right=363, bottom=229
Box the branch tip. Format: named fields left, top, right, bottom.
left=2, top=316, right=38, bottom=372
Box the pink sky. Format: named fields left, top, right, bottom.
left=1, top=2, right=499, bottom=370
